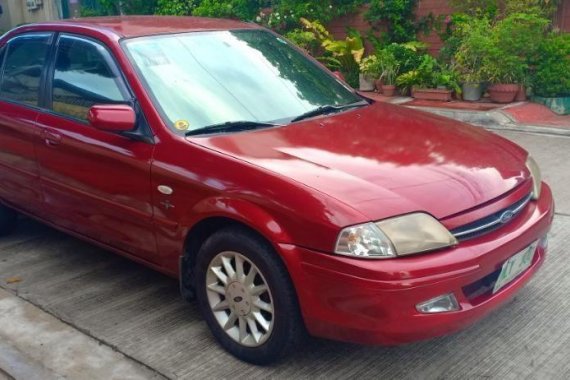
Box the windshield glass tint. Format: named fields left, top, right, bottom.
left=123, top=30, right=360, bottom=133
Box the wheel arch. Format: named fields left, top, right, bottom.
left=178, top=197, right=294, bottom=301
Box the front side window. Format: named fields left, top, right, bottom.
left=123, top=30, right=361, bottom=134
left=0, top=33, right=52, bottom=106
left=52, top=34, right=128, bottom=120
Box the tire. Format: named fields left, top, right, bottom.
left=0, top=204, right=17, bottom=236
left=194, top=226, right=304, bottom=364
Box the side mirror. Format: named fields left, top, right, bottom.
left=88, top=104, right=136, bottom=132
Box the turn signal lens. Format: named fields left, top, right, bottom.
left=416, top=293, right=460, bottom=314
left=335, top=223, right=396, bottom=259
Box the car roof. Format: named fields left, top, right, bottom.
left=22, top=15, right=261, bottom=39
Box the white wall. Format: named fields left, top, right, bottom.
left=0, top=0, right=62, bottom=32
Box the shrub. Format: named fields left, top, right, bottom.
left=284, top=28, right=320, bottom=55
left=192, top=0, right=266, bottom=20
left=365, top=0, right=419, bottom=43
left=96, top=0, right=157, bottom=15
left=155, top=0, right=199, bottom=15
left=383, top=42, right=425, bottom=75
left=300, top=18, right=364, bottom=87
left=532, top=34, right=570, bottom=97
left=396, top=54, right=460, bottom=94
left=453, top=17, right=492, bottom=83
left=493, top=12, right=550, bottom=65
left=359, top=55, right=383, bottom=78
left=270, top=0, right=364, bottom=31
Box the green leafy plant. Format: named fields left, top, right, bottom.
left=395, top=71, right=419, bottom=95
left=382, top=42, right=425, bottom=74
left=505, top=0, right=560, bottom=17
left=192, top=0, right=266, bottom=20
left=482, top=50, right=526, bottom=84
left=493, top=12, right=550, bottom=63
left=284, top=28, right=320, bottom=55
left=453, top=17, right=492, bottom=83
left=80, top=7, right=103, bottom=17
left=365, top=0, right=419, bottom=43
left=359, top=55, right=382, bottom=78
left=376, top=49, right=400, bottom=85
left=396, top=54, right=460, bottom=94
left=96, top=0, right=157, bottom=15
left=300, top=18, right=364, bottom=87
left=449, top=0, right=559, bottom=19
left=532, top=33, right=570, bottom=97
left=156, top=0, right=199, bottom=15
left=449, top=0, right=499, bottom=18
left=269, top=0, right=364, bottom=32
left=156, top=1, right=363, bottom=31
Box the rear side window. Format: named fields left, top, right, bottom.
left=0, top=33, right=51, bottom=106
left=52, top=34, right=128, bottom=120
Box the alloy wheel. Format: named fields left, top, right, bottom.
left=205, top=251, right=275, bottom=347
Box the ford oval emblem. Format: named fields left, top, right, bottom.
left=499, top=210, right=515, bottom=224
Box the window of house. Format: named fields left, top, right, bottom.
left=52, top=34, right=129, bottom=120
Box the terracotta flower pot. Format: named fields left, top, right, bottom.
left=515, top=85, right=527, bottom=102
left=381, top=84, right=396, bottom=97
left=411, top=87, right=452, bottom=102
left=488, top=84, right=519, bottom=103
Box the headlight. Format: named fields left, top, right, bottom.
left=526, top=155, right=542, bottom=200
left=335, top=213, right=457, bottom=259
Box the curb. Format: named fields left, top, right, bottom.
left=409, top=106, right=570, bottom=137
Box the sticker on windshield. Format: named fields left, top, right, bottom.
left=174, top=120, right=190, bottom=131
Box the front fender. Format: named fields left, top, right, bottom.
left=184, top=196, right=293, bottom=245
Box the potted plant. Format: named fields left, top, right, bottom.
left=492, top=12, right=550, bottom=103
left=483, top=52, right=525, bottom=103
left=531, top=33, right=570, bottom=115
left=396, top=55, right=460, bottom=101
left=453, top=18, right=491, bottom=101
left=376, top=49, right=400, bottom=97
left=359, top=55, right=381, bottom=92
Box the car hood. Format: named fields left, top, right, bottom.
left=191, top=102, right=528, bottom=221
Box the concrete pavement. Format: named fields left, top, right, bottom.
left=0, top=130, right=569, bottom=379
left=0, top=288, right=164, bottom=379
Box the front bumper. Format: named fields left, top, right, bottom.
left=278, top=183, right=554, bottom=345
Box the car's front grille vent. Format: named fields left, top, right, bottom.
left=451, top=193, right=532, bottom=241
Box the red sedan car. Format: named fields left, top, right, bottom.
left=0, top=16, right=553, bottom=364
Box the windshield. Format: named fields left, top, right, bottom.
left=123, top=29, right=362, bottom=134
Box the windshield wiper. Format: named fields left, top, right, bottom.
left=290, top=100, right=370, bottom=123
left=185, top=120, right=284, bottom=136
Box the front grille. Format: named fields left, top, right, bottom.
left=451, top=193, right=532, bottom=241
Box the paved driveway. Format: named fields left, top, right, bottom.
left=0, top=130, right=569, bottom=379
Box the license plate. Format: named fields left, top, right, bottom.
left=493, top=242, right=537, bottom=294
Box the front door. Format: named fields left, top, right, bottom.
left=35, top=33, right=158, bottom=262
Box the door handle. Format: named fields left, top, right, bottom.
left=42, top=130, right=62, bottom=147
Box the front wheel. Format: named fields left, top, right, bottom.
left=195, top=227, right=304, bottom=364
left=0, top=204, right=17, bottom=236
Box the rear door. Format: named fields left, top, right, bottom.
left=0, top=33, right=52, bottom=216
left=35, top=33, right=158, bottom=261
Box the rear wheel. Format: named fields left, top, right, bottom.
left=0, top=204, right=17, bottom=236
left=195, top=226, right=304, bottom=364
